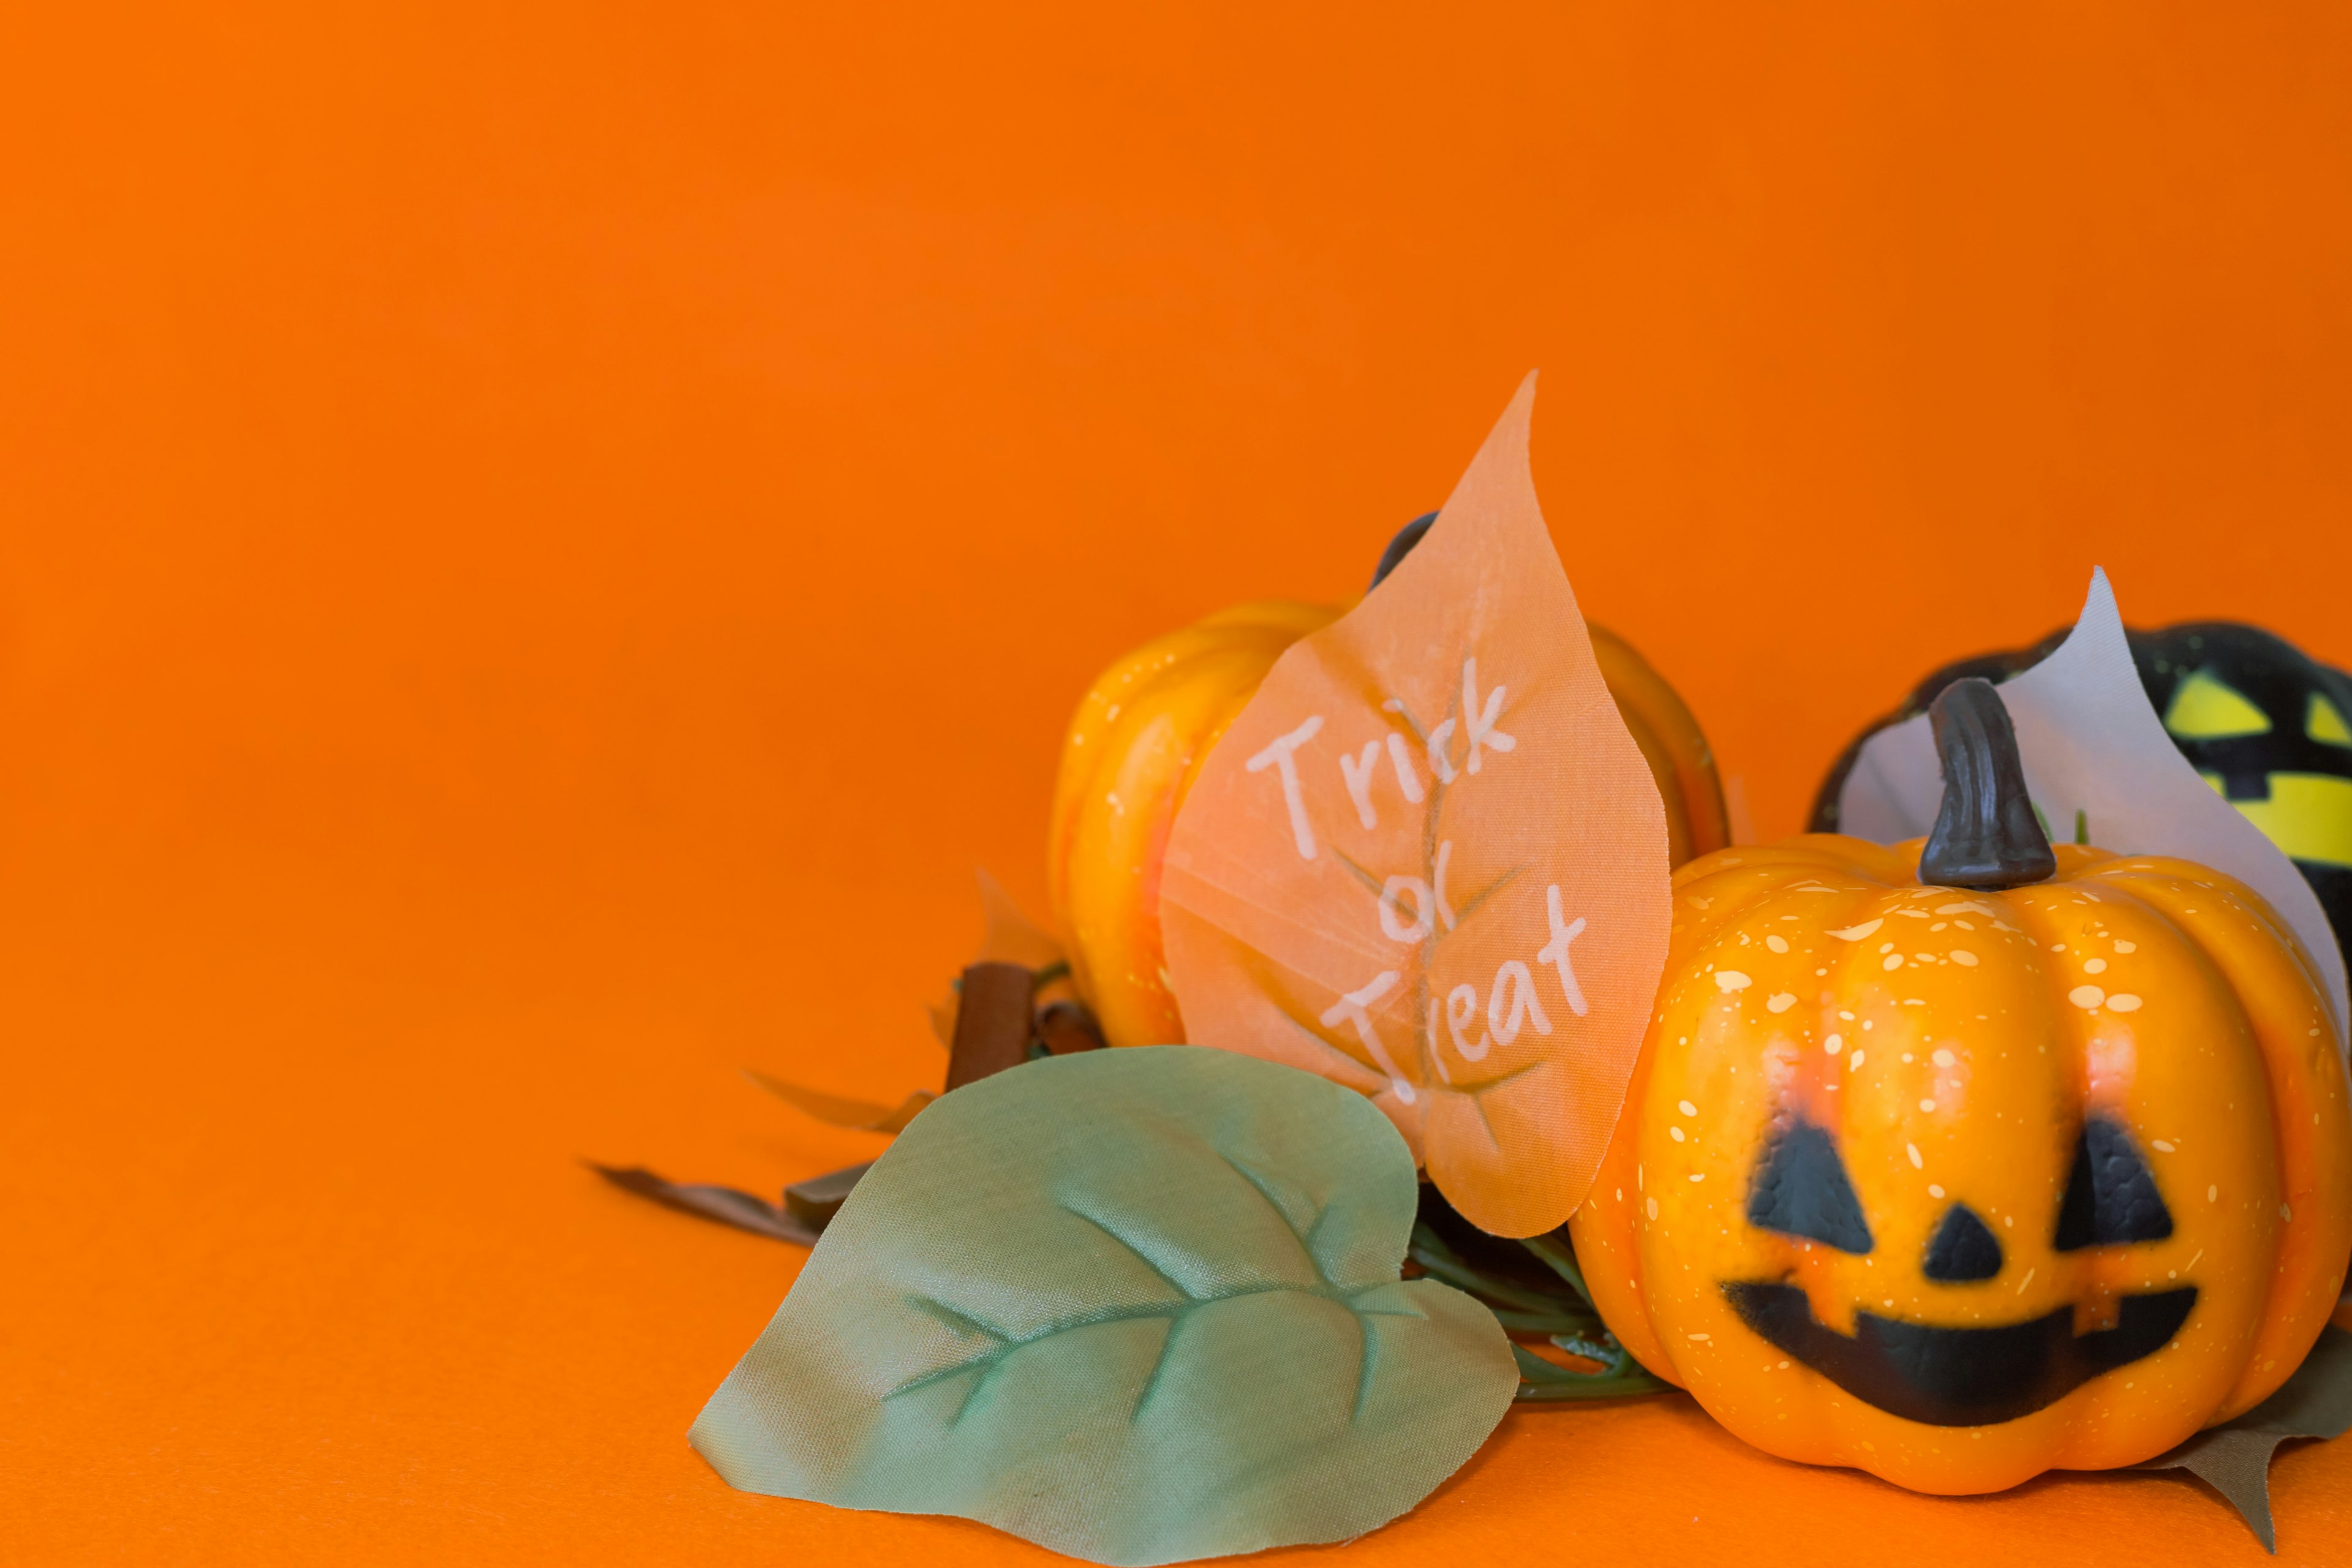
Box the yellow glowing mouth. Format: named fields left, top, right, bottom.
left=2203, top=771, right=2352, bottom=869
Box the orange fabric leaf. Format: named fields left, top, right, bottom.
left=1159, top=373, right=1671, bottom=1237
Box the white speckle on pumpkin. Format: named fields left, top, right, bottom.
left=1928, top=1184, right=1945, bottom=1198
left=2084, top=958, right=2108, bottom=974
left=1920, top=1099, right=1937, bottom=1112
left=1716, top=971, right=1752, bottom=992
left=1951, top=950, right=1978, bottom=967
left=1689, top=1172, right=1705, bottom=1183
left=1670, top=1126, right=1686, bottom=1142
left=1768, top=992, right=1796, bottom=1013
left=1828, top=919, right=1884, bottom=941
left=1647, top=1197, right=1659, bottom=1219
left=2106, top=993, right=2143, bottom=1012
left=2016, top=1267, right=2036, bottom=1295
left=1678, top=1099, right=1698, bottom=1117
left=1883, top=955, right=1905, bottom=971
left=1907, top=1144, right=1924, bottom=1169
left=1932, top=1049, right=1956, bottom=1068
left=2209, top=1185, right=2220, bottom=1202
left=1766, top=935, right=1789, bottom=953
left=2114, top=939, right=2136, bottom=953
left=2069, top=986, right=2105, bottom=1009
left=2151, top=1139, right=2175, bottom=1153
left=1850, top=1050, right=1865, bottom=1071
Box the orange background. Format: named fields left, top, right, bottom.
left=6, top=2, right=2351, bottom=1563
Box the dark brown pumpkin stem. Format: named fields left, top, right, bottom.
left=1918, top=677, right=2056, bottom=890
left=1368, top=512, right=1439, bottom=590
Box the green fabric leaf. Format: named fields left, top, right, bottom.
left=690, top=1046, right=1518, bottom=1566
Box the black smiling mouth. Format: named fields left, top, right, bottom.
left=1721, top=1281, right=2198, bottom=1427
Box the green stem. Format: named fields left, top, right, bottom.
left=1407, top=1212, right=1668, bottom=1404
left=1517, top=1232, right=1595, bottom=1306
left=1401, top=1232, right=1571, bottom=1316
left=1511, top=1375, right=1672, bottom=1403
left=1509, top=1342, right=1670, bottom=1400
left=1488, top=1310, right=1605, bottom=1335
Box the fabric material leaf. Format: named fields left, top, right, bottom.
left=973, top=867, right=1065, bottom=969
left=1838, top=568, right=2349, bottom=1044
left=2138, top=1325, right=2352, bottom=1551
left=927, top=869, right=1066, bottom=1048
left=744, top=1071, right=933, bottom=1134
left=690, top=1047, right=1518, bottom=1566
left=1158, top=372, right=1673, bottom=1237
left=589, top=1163, right=819, bottom=1245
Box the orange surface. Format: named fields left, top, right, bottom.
left=6, top=3, right=2352, bottom=1563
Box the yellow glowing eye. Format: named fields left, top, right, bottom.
left=2308, top=693, right=2352, bottom=748
left=2165, top=669, right=2271, bottom=739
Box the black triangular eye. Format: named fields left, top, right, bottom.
left=1747, top=1120, right=1874, bottom=1254
left=2054, top=1117, right=2173, bottom=1250
left=1923, top=1203, right=2003, bottom=1281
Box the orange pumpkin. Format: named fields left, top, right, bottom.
left=1047, top=600, right=1338, bottom=1049
left=1569, top=679, right=2352, bottom=1492
left=1047, top=529, right=1728, bottom=1050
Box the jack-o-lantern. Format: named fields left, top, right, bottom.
left=1812, top=619, right=2352, bottom=979
left=1572, top=679, right=2352, bottom=1493
left=1048, top=516, right=1727, bottom=1048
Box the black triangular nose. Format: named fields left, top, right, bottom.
left=1923, top=1203, right=2004, bottom=1282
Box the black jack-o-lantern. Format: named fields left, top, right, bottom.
left=1812, top=620, right=2352, bottom=976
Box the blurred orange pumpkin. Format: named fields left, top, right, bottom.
left=1047, top=519, right=1728, bottom=1049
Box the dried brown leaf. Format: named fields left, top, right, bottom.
left=744, top=1071, right=933, bottom=1134
left=2138, top=1326, right=2352, bottom=1551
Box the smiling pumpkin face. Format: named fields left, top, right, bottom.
left=1569, top=687, right=2352, bottom=1494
